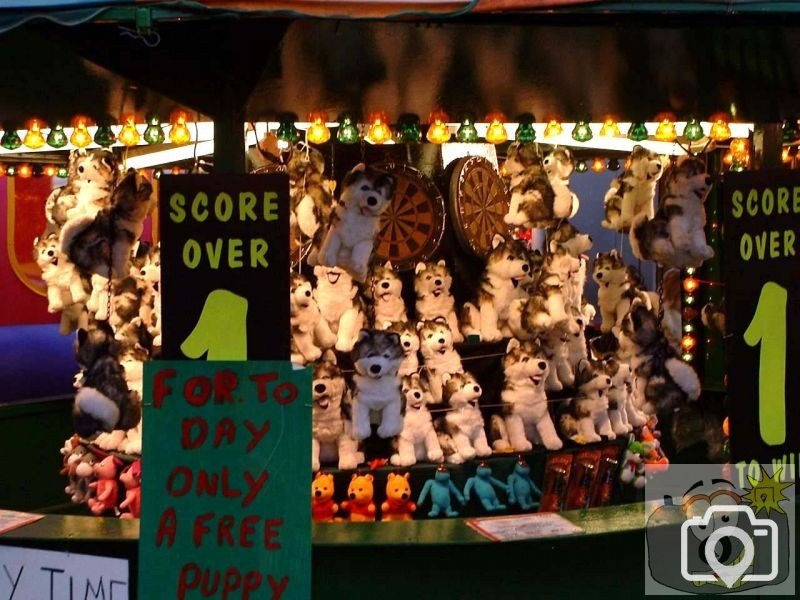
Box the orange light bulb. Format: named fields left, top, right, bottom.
left=709, top=119, right=731, bottom=142
left=591, top=157, right=606, bottom=173
left=683, top=277, right=699, bottom=294
left=43, top=165, right=57, bottom=177
left=426, top=110, right=451, bottom=144
left=17, top=164, right=32, bottom=178
left=118, top=114, right=141, bottom=147
left=169, top=110, right=191, bottom=145
left=306, top=112, right=331, bottom=144
left=655, top=118, right=677, bottom=142
left=484, top=112, right=508, bottom=144
left=70, top=115, right=93, bottom=148
left=680, top=335, right=697, bottom=352
left=366, top=112, right=392, bottom=144
left=599, top=118, right=621, bottom=137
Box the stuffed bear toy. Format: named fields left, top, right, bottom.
left=381, top=472, right=417, bottom=521
left=440, top=371, right=493, bottom=464
left=46, top=149, right=117, bottom=228
left=312, top=265, right=365, bottom=352
left=87, top=455, right=121, bottom=516
left=350, top=329, right=404, bottom=440
left=313, top=163, right=396, bottom=282
left=341, top=473, right=376, bottom=522
left=464, top=463, right=509, bottom=512
left=118, top=459, right=142, bottom=518
left=558, top=359, right=614, bottom=443
left=418, top=317, right=463, bottom=402
left=61, top=169, right=154, bottom=280
left=290, top=272, right=337, bottom=364
left=602, top=145, right=665, bottom=232
left=312, top=351, right=363, bottom=471
left=499, top=339, right=562, bottom=451
left=72, top=323, right=141, bottom=437
left=630, top=156, right=714, bottom=268
left=390, top=372, right=444, bottom=467
left=367, top=261, right=407, bottom=327
left=286, top=144, right=333, bottom=239
left=311, top=472, right=339, bottom=522
left=33, top=232, right=87, bottom=334
left=462, top=234, right=531, bottom=342
left=413, top=260, right=462, bottom=342
left=385, top=320, right=420, bottom=376
left=543, top=147, right=579, bottom=218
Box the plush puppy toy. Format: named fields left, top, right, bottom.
left=33, top=232, right=87, bottom=334
left=385, top=320, right=420, bottom=376
left=286, top=144, right=333, bottom=239
left=313, top=265, right=365, bottom=352
left=314, top=163, right=396, bottom=282
left=290, top=272, right=337, bottom=364
left=350, top=329, right=404, bottom=439
left=602, top=145, right=664, bottom=232
left=543, top=147, right=579, bottom=218
left=368, top=261, right=407, bottom=327
left=440, top=372, right=493, bottom=464
left=558, top=360, right=614, bottom=443
left=45, top=149, right=117, bottom=228
left=390, top=372, right=444, bottom=467
left=418, top=317, right=464, bottom=402
left=414, top=260, right=462, bottom=342
left=630, top=156, right=714, bottom=268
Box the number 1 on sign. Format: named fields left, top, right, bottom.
left=743, top=281, right=788, bottom=446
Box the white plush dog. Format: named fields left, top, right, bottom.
left=414, top=260, right=462, bottom=342
left=368, top=261, right=407, bottom=327
left=602, top=145, right=665, bottom=232
left=290, top=272, right=337, bottom=364
left=441, top=372, right=492, bottom=464
left=559, top=360, right=614, bottom=443
left=315, top=163, right=396, bottom=282
left=350, top=329, right=404, bottom=439
left=390, top=372, right=444, bottom=467
left=543, top=147, right=579, bottom=218
left=33, top=233, right=87, bottom=334
left=418, top=317, right=463, bottom=402
left=313, top=265, right=365, bottom=352
left=500, top=339, right=562, bottom=451
left=385, top=320, right=420, bottom=376
left=312, top=352, right=364, bottom=471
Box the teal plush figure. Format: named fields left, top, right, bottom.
left=464, top=462, right=509, bottom=512
left=507, top=457, right=541, bottom=510
left=418, top=465, right=465, bottom=517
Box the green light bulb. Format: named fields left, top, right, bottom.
left=683, top=118, right=704, bottom=142
left=607, top=158, right=621, bottom=171
left=276, top=115, right=300, bottom=144
left=337, top=114, right=360, bottom=144
left=143, top=114, right=165, bottom=144
left=94, top=124, right=116, bottom=147
left=571, top=120, right=593, bottom=142
left=46, top=123, right=68, bottom=148
left=57, top=166, right=69, bottom=178
left=456, top=113, right=479, bottom=143
left=397, top=114, right=421, bottom=143
left=515, top=113, right=536, bottom=143
left=1, top=129, right=22, bottom=150
left=628, top=122, right=648, bottom=142
left=575, top=160, right=588, bottom=173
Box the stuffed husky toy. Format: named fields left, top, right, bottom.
left=413, top=260, right=462, bottom=342
left=290, top=272, right=337, bottom=364
left=504, top=161, right=556, bottom=228
left=350, top=329, right=404, bottom=439
left=312, top=352, right=363, bottom=471
left=138, top=246, right=162, bottom=350
left=418, top=317, right=464, bottom=402
left=45, top=149, right=117, bottom=228
left=286, top=144, right=333, bottom=239
left=559, top=360, right=614, bottom=443
left=630, top=156, right=714, bottom=268
left=313, top=265, right=365, bottom=352
left=34, top=233, right=87, bottom=334
left=547, top=220, right=593, bottom=259
left=543, top=148, right=579, bottom=218
left=499, top=339, right=562, bottom=451
left=367, top=261, right=407, bottom=327
left=617, top=302, right=701, bottom=415
left=565, top=311, right=589, bottom=373
left=72, top=323, right=141, bottom=438
left=503, top=142, right=540, bottom=188
left=592, top=250, right=656, bottom=334
left=462, top=235, right=531, bottom=342
left=61, top=169, right=154, bottom=280
left=390, top=372, right=444, bottom=467
left=598, top=357, right=646, bottom=434
left=440, top=372, right=493, bottom=464
left=385, top=321, right=420, bottom=376
left=94, top=343, right=147, bottom=453
left=602, top=145, right=664, bottom=232
left=314, top=163, right=396, bottom=282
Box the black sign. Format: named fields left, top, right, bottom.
left=723, top=170, right=800, bottom=462
left=159, top=174, right=290, bottom=361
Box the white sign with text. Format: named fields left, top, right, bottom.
left=0, top=545, right=128, bottom=600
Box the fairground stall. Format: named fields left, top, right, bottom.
left=0, top=1, right=798, bottom=598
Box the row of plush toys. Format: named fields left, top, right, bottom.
left=34, top=148, right=158, bottom=511
left=295, top=141, right=714, bottom=486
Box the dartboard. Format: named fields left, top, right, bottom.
left=373, top=163, right=445, bottom=271
left=450, top=156, right=511, bottom=256
left=251, top=163, right=311, bottom=267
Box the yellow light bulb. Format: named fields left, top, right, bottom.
left=23, top=119, right=46, bottom=149
left=485, top=112, right=508, bottom=144
left=544, top=120, right=562, bottom=138
left=70, top=116, right=92, bottom=148
left=591, top=157, right=606, bottom=172
left=426, top=110, right=451, bottom=144
left=655, top=119, right=677, bottom=142
left=169, top=111, right=191, bottom=145
left=118, top=114, right=141, bottom=147
left=709, top=119, right=732, bottom=142
left=306, top=113, right=331, bottom=144
left=599, top=118, right=620, bottom=137
left=367, top=112, right=392, bottom=144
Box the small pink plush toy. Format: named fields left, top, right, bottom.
left=119, top=459, right=142, bottom=519
left=87, top=455, right=121, bottom=516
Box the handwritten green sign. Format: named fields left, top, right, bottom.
left=139, top=361, right=311, bottom=599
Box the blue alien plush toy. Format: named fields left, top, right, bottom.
left=418, top=465, right=465, bottom=517
left=464, top=462, right=509, bottom=512
left=507, top=457, right=541, bottom=510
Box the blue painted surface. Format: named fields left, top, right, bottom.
left=0, top=324, right=76, bottom=403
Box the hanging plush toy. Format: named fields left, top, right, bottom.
left=630, top=156, right=714, bottom=268
left=313, top=265, right=365, bottom=352
left=290, top=272, right=337, bottom=364
left=367, top=261, right=407, bottom=327
left=602, top=145, right=665, bottom=232
left=418, top=317, right=463, bottom=402
left=313, top=163, right=396, bottom=282
left=33, top=232, right=87, bottom=334
left=286, top=144, right=333, bottom=238
left=87, top=455, right=121, bottom=516
left=558, top=359, right=614, bottom=443
left=350, top=329, right=404, bottom=440
left=413, top=260, right=462, bottom=343
left=464, top=463, right=509, bottom=512
left=543, top=147, right=579, bottom=218
left=504, top=160, right=556, bottom=228
left=390, top=372, right=443, bottom=467
left=440, top=372, right=493, bottom=463
left=61, top=169, right=154, bottom=279
left=45, top=149, right=117, bottom=228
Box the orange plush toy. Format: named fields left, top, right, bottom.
left=381, top=472, right=417, bottom=521
left=341, top=473, right=376, bottom=522
left=311, top=472, right=339, bottom=523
